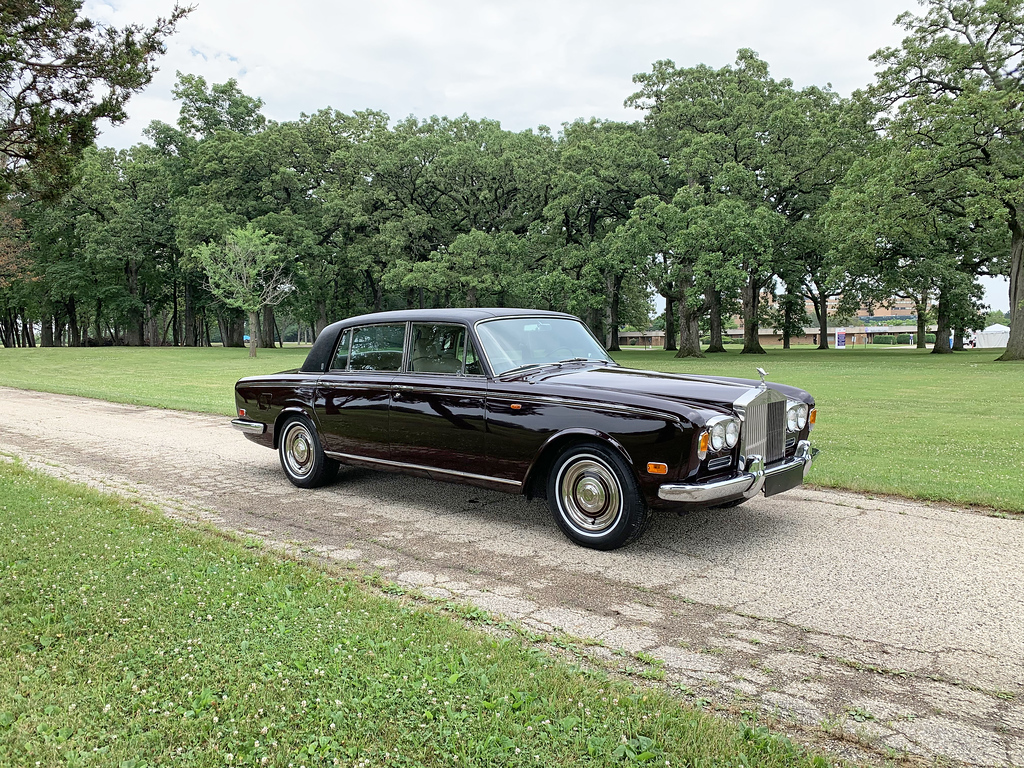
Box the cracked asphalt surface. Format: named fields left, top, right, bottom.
left=1, top=386, right=1022, bottom=766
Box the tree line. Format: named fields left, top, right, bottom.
left=1, top=0, right=1021, bottom=360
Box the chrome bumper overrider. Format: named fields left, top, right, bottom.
left=231, top=418, right=266, bottom=434
left=658, top=440, right=816, bottom=504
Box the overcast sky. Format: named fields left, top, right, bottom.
left=84, top=0, right=1011, bottom=311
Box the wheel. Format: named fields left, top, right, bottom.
left=278, top=415, right=338, bottom=488
left=547, top=442, right=649, bottom=550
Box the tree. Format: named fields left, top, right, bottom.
left=871, top=0, right=1024, bottom=360
left=0, top=0, right=189, bottom=197
left=193, top=225, right=291, bottom=358
left=628, top=51, right=856, bottom=355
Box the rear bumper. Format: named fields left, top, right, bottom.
left=657, top=440, right=816, bottom=505
left=231, top=418, right=266, bottom=434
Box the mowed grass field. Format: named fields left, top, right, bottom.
left=0, top=343, right=1021, bottom=512
left=0, top=463, right=830, bottom=767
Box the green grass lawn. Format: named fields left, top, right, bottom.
left=0, top=462, right=831, bottom=767
left=0, top=343, right=1021, bottom=512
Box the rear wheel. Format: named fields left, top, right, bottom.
left=278, top=415, right=338, bottom=488
left=547, top=442, right=649, bottom=550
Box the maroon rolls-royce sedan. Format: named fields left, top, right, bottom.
left=232, top=308, right=817, bottom=550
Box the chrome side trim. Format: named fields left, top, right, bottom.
left=324, top=451, right=523, bottom=489
left=658, top=440, right=815, bottom=504
left=231, top=418, right=266, bottom=434
left=487, top=393, right=682, bottom=424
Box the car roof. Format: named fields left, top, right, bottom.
left=335, top=307, right=575, bottom=326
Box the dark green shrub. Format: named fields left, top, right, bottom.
left=872, top=335, right=896, bottom=345
left=926, top=333, right=936, bottom=343
left=896, top=333, right=912, bottom=344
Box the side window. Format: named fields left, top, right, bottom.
left=409, top=324, right=465, bottom=374
left=349, top=324, right=406, bottom=372
left=464, top=339, right=484, bottom=376
left=330, top=329, right=351, bottom=371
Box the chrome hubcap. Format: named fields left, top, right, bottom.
left=557, top=456, right=622, bottom=533
left=283, top=423, right=314, bottom=477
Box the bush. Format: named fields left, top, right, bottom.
left=926, top=333, right=936, bottom=343
left=872, top=335, right=896, bottom=345
left=896, top=333, right=912, bottom=344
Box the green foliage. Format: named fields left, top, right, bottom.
left=0, top=0, right=189, bottom=198
left=896, top=333, right=912, bottom=344
left=193, top=225, right=289, bottom=316
left=926, top=333, right=936, bottom=344
left=872, top=335, right=896, bottom=345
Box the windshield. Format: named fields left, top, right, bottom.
left=476, top=317, right=613, bottom=375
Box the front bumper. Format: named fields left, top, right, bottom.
left=658, top=440, right=817, bottom=505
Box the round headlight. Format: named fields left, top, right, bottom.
left=725, top=419, right=740, bottom=448
left=796, top=404, right=808, bottom=430
left=786, top=407, right=800, bottom=433
left=710, top=422, right=726, bottom=451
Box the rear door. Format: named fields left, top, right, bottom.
left=315, top=323, right=406, bottom=460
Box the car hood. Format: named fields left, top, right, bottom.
left=512, top=364, right=810, bottom=418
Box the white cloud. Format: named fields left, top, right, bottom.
left=90, top=0, right=916, bottom=145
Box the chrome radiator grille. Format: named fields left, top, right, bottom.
left=739, top=390, right=787, bottom=465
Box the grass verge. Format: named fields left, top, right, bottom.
left=0, top=343, right=1021, bottom=511
left=0, top=461, right=833, bottom=767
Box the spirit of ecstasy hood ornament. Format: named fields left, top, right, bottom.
left=756, top=367, right=768, bottom=388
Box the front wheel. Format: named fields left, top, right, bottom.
left=278, top=415, right=338, bottom=488
left=547, top=443, right=649, bottom=550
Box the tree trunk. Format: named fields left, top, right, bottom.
left=932, top=288, right=953, bottom=354
left=915, top=300, right=928, bottom=349
left=41, top=316, right=54, bottom=347
left=740, top=275, right=766, bottom=355
left=675, top=287, right=704, bottom=359
left=67, top=298, right=80, bottom=347
left=953, top=327, right=965, bottom=352
left=997, top=203, right=1024, bottom=361
left=663, top=294, right=677, bottom=351
left=184, top=280, right=197, bottom=347
left=705, top=289, right=726, bottom=353
left=782, top=298, right=792, bottom=350
left=814, top=291, right=829, bottom=350
left=606, top=274, right=622, bottom=351
left=125, top=260, right=143, bottom=346
left=171, top=277, right=179, bottom=347
left=315, top=301, right=329, bottom=337
left=260, top=306, right=276, bottom=349
left=248, top=310, right=259, bottom=358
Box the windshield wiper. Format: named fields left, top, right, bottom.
left=497, top=362, right=548, bottom=377
left=555, top=357, right=608, bottom=366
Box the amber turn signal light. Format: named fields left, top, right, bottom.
left=697, top=431, right=710, bottom=460
left=808, top=408, right=817, bottom=426
left=647, top=462, right=668, bottom=475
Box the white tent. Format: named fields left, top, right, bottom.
left=974, top=323, right=1010, bottom=348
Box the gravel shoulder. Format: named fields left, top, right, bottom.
left=1, top=386, right=1021, bottom=766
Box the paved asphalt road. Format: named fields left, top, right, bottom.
left=0, top=386, right=1021, bottom=766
